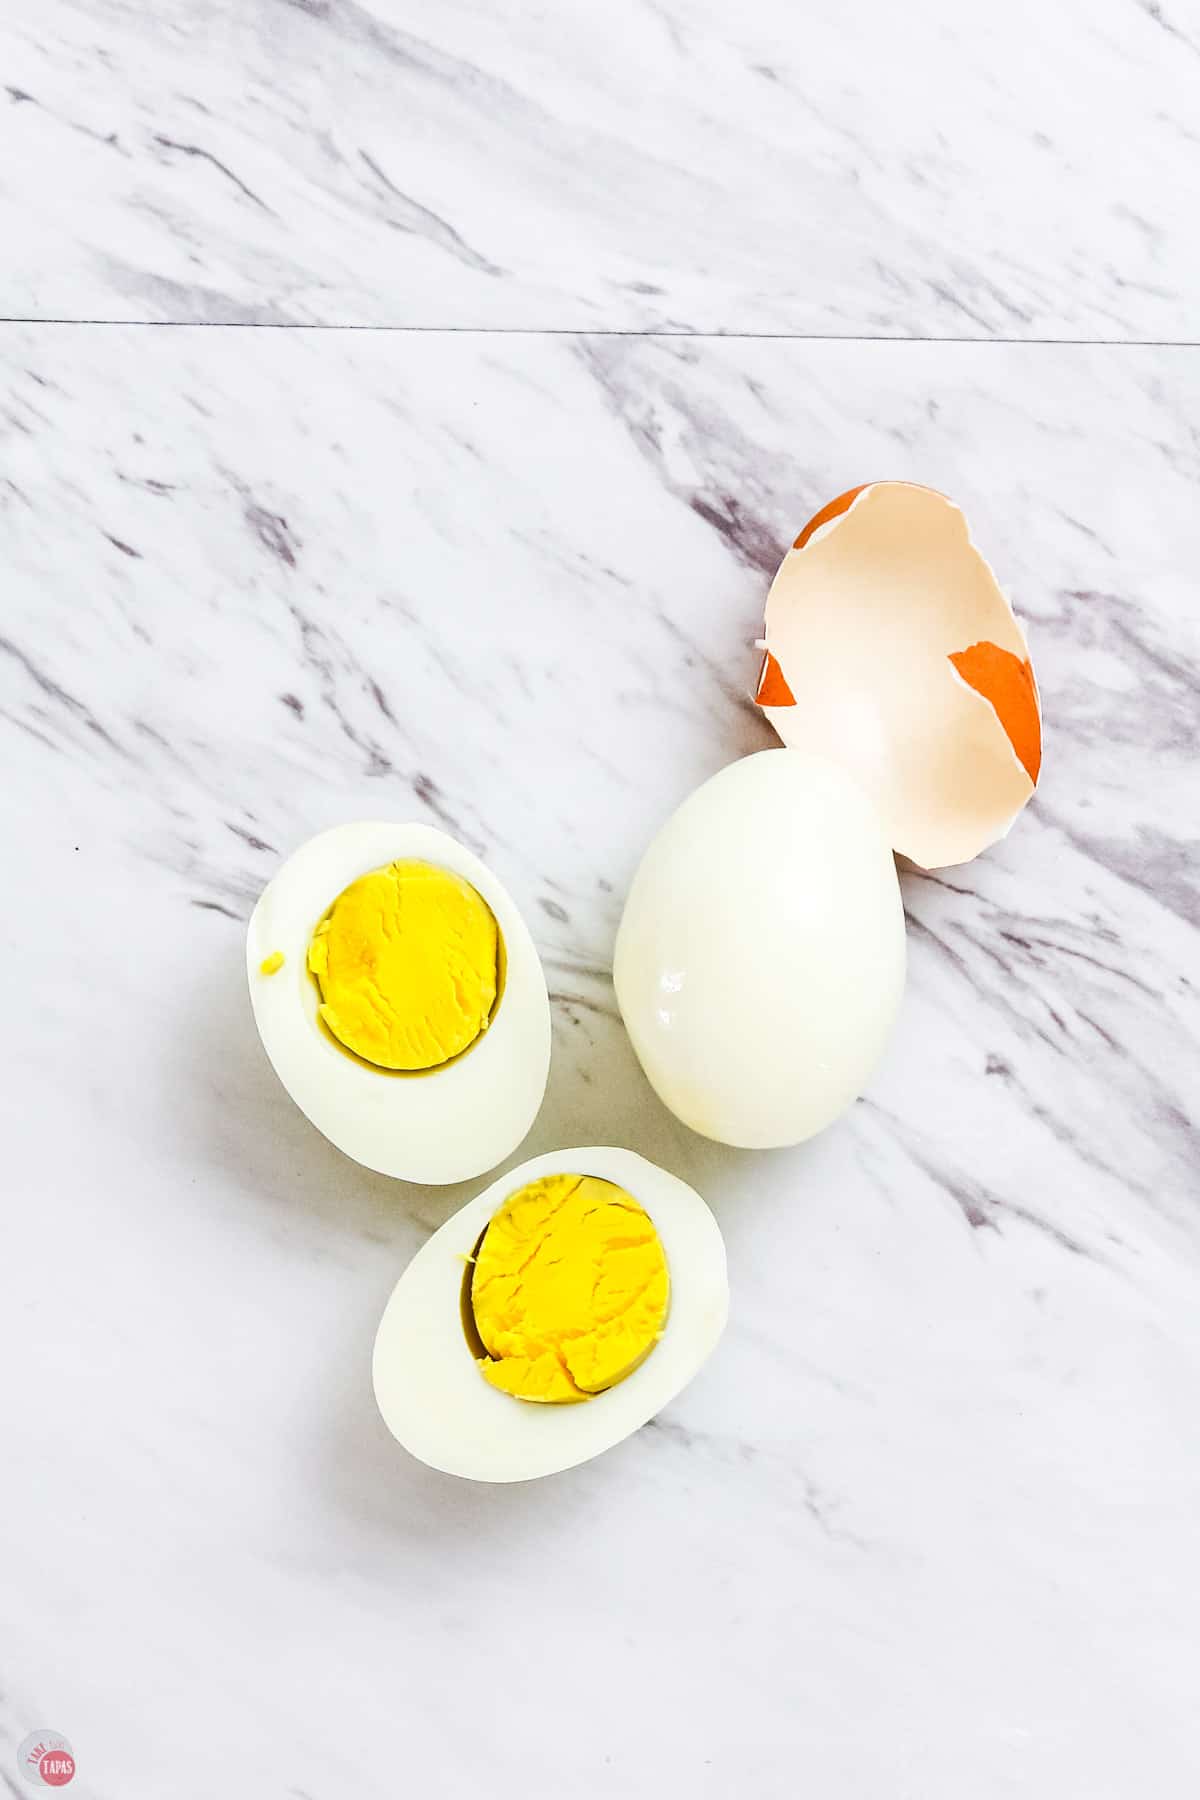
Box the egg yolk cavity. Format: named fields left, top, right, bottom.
left=307, top=860, right=501, bottom=1072
left=468, top=1174, right=670, bottom=1404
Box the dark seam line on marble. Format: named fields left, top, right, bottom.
left=0, top=319, right=1197, bottom=346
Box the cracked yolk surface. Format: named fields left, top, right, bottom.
left=470, top=1174, right=670, bottom=1403
left=307, top=860, right=499, bottom=1071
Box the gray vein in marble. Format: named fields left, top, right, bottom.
left=901, top=891, right=1195, bottom=1219
left=357, top=150, right=503, bottom=278
left=0, top=631, right=132, bottom=760
left=151, top=134, right=274, bottom=215
left=643, top=1417, right=866, bottom=1546
left=868, top=1100, right=1101, bottom=1262
left=547, top=990, right=620, bottom=1023
left=95, top=258, right=295, bottom=326
left=1135, top=0, right=1200, bottom=56
left=1043, top=811, right=1199, bottom=929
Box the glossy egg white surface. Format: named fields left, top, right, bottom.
left=373, top=1147, right=729, bottom=1483
left=614, top=750, right=906, bottom=1149
left=246, top=822, right=551, bottom=1184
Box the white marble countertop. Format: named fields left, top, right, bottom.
left=4, top=0, right=1200, bottom=336
left=2, top=5, right=1198, bottom=1798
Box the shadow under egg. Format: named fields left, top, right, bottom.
left=459, top=1223, right=489, bottom=1362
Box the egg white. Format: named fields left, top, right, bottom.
left=372, top=1147, right=729, bottom=1482
left=246, top=822, right=551, bottom=1184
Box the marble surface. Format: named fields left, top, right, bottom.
left=4, top=1, right=1200, bottom=1788
left=2, top=321, right=1198, bottom=1798
left=3, top=0, right=1200, bottom=335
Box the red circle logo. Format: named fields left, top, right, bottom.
left=37, top=1751, right=74, bottom=1788
left=16, top=1733, right=76, bottom=1789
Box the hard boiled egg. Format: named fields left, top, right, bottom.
left=614, top=750, right=905, bottom=1148
left=373, top=1147, right=728, bottom=1482
left=246, top=822, right=551, bottom=1184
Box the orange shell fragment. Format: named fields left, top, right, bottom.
left=948, top=641, right=1042, bottom=786
left=793, top=485, right=868, bottom=550
left=755, top=650, right=796, bottom=708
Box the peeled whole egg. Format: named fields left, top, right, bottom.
left=246, top=821, right=551, bottom=1184
left=373, top=1146, right=728, bottom=1482
left=614, top=750, right=905, bottom=1148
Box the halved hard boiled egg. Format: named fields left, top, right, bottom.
left=246, top=822, right=551, bottom=1184
left=615, top=750, right=905, bottom=1149
left=373, top=1147, right=728, bottom=1482
left=756, top=482, right=1042, bottom=869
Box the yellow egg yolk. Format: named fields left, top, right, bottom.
left=259, top=950, right=285, bottom=976
left=307, top=860, right=499, bottom=1072
left=470, top=1174, right=670, bottom=1403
